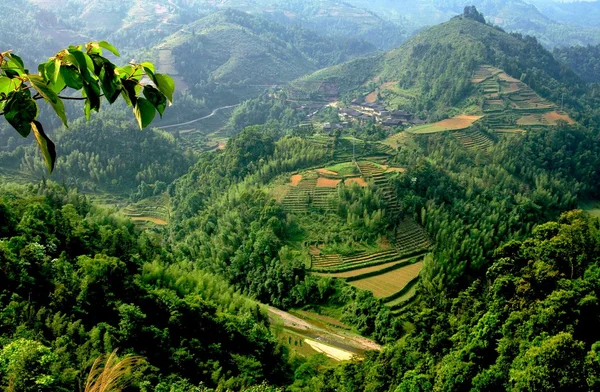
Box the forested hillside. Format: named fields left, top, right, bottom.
left=159, top=9, right=374, bottom=107
left=270, top=15, right=588, bottom=123
left=4, top=3, right=600, bottom=391
left=0, top=182, right=290, bottom=390
left=554, top=44, right=600, bottom=84
left=0, top=110, right=196, bottom=195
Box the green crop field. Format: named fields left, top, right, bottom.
left=349, top=261, right=424, bottom=298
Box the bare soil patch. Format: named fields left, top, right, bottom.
left=385, top=167, right=406, bottom=174
left=317, top=178, right=342, bottom=188
left=290, top=174, right=303, bottom=186
left=344, top=177, right=367, bottom=187
left=543, top=111, right=575, bottom=125
left=317, top=168, right=339, bottom=176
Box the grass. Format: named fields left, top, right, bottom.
left=408, top=115, right=483, bottom=134
left=385, top=285, right=418, bottom=308
left=581, top=200, right=600, bottom=218
left=349, top=261, right=423, bottom=298
left=325, top=162, right=359, bottom=177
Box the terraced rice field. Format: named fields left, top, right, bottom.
left=314, top=257, right=415, bottom=278
left=408, top=115, right=483, bottom=134
left=357, top=162, right=400, bottom=214
left=281, top=176, right=340, bottom=213
left=472, top=65, right=501, bottom=83
left=317, top=178, right=341, bottom=188
left=312, top=249, right=400, bottom=271
left=394, top=219, right=431, bottom=255
left=385, top=285, right=418, bottom=308
left=350, top=261, right=423, bottom=298
left=122, top=202, right=169, bottom=228
left=453, top=129, right=494, bottom=151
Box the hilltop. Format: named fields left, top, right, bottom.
left=293, top=14, right=582, bottom=118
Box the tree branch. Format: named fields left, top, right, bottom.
left=32, top=93, right=105, bottom=101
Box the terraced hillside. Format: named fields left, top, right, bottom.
left=473, top=65, right=575, bottom=131
left=347, top=259, right=424, bottom=310
left=393, top=218, right=431, bottom=256
left=356, top=161, right=401, bottom=214
left=312, top=249, right=413, bottom=272
left=453, top=129, right=494, bottom=151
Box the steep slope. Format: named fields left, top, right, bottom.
left=294, top=15, right=582, bottom=117
left=159, top=9, right=375, bottom=103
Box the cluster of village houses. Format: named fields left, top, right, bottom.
left=300, top=101, right=426, bottom=132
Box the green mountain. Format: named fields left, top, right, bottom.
left=156, top=9, right=375, bottom=107
left=294, top=14, right=582, bottom=117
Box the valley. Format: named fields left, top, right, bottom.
left=2, top=2, right=600, bottom=392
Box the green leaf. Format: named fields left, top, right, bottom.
left=60, top=66, right=84, bottom=90
left=31, top=120, right=57, bottom=173
left=68, top=49, right=91, bottom=81
left=53, top=58, right=61, bottom=84
left=134, top=98, right=156, bottom=129
left=143, top=85, right=167, bottom=117
left=140, top=62, right=155, bottom=74
left=143, top=66, right=158, bottom=86
left=4, top=91, right=37, bottom=137
left=154, top=73, right=175, bottom=103
left=121, top=79, right=138, bottom=106
left=83, top=80, right=101, bottom=112
left=8, top=54, right=24, bottom=72
left=28, top=74, right=68, bottom=127
left=99, top=41, right=120, bottom=57
left=0, top=76, right=16, bottom=95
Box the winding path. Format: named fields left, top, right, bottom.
left=157, top=104, right=240, bottom=130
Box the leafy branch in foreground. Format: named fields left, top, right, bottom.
left=0, top=41, right=175, bottom=173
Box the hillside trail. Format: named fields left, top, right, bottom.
left=157, top=104, right=240, bottom=130
left=267, top=306, right=381, bottom=358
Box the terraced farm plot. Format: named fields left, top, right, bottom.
left=314, top=257, right=415, bottom=279
left=312, top=249, right=415, bottom=272
left=290, top=174, right=303, bottom=186
left=408, top=115, right=483, bottom=134
left=453, top=129, right=494, bottom=151
left=472, top=65, right=501, bottom=83
left=317, top=168, right=339, bottom=176
left=325, top=162, right=359, bottom=177
left=317, top=178, right=341, bottom=188
left=543, top=111, right=575, bottom=125
left=394, top=219, right=431, bottom=255
left=357, top=161, right=400, bottom=214
left=350, top=261, right=423, bottom=298
left=385, top=285, right=417, bottom=308
left=384, top=130, right=413, bottom=149
left=344, top=177, right=367, bottom=187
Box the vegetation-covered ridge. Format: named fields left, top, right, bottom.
left=293, top=14, right=586, bottom=121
